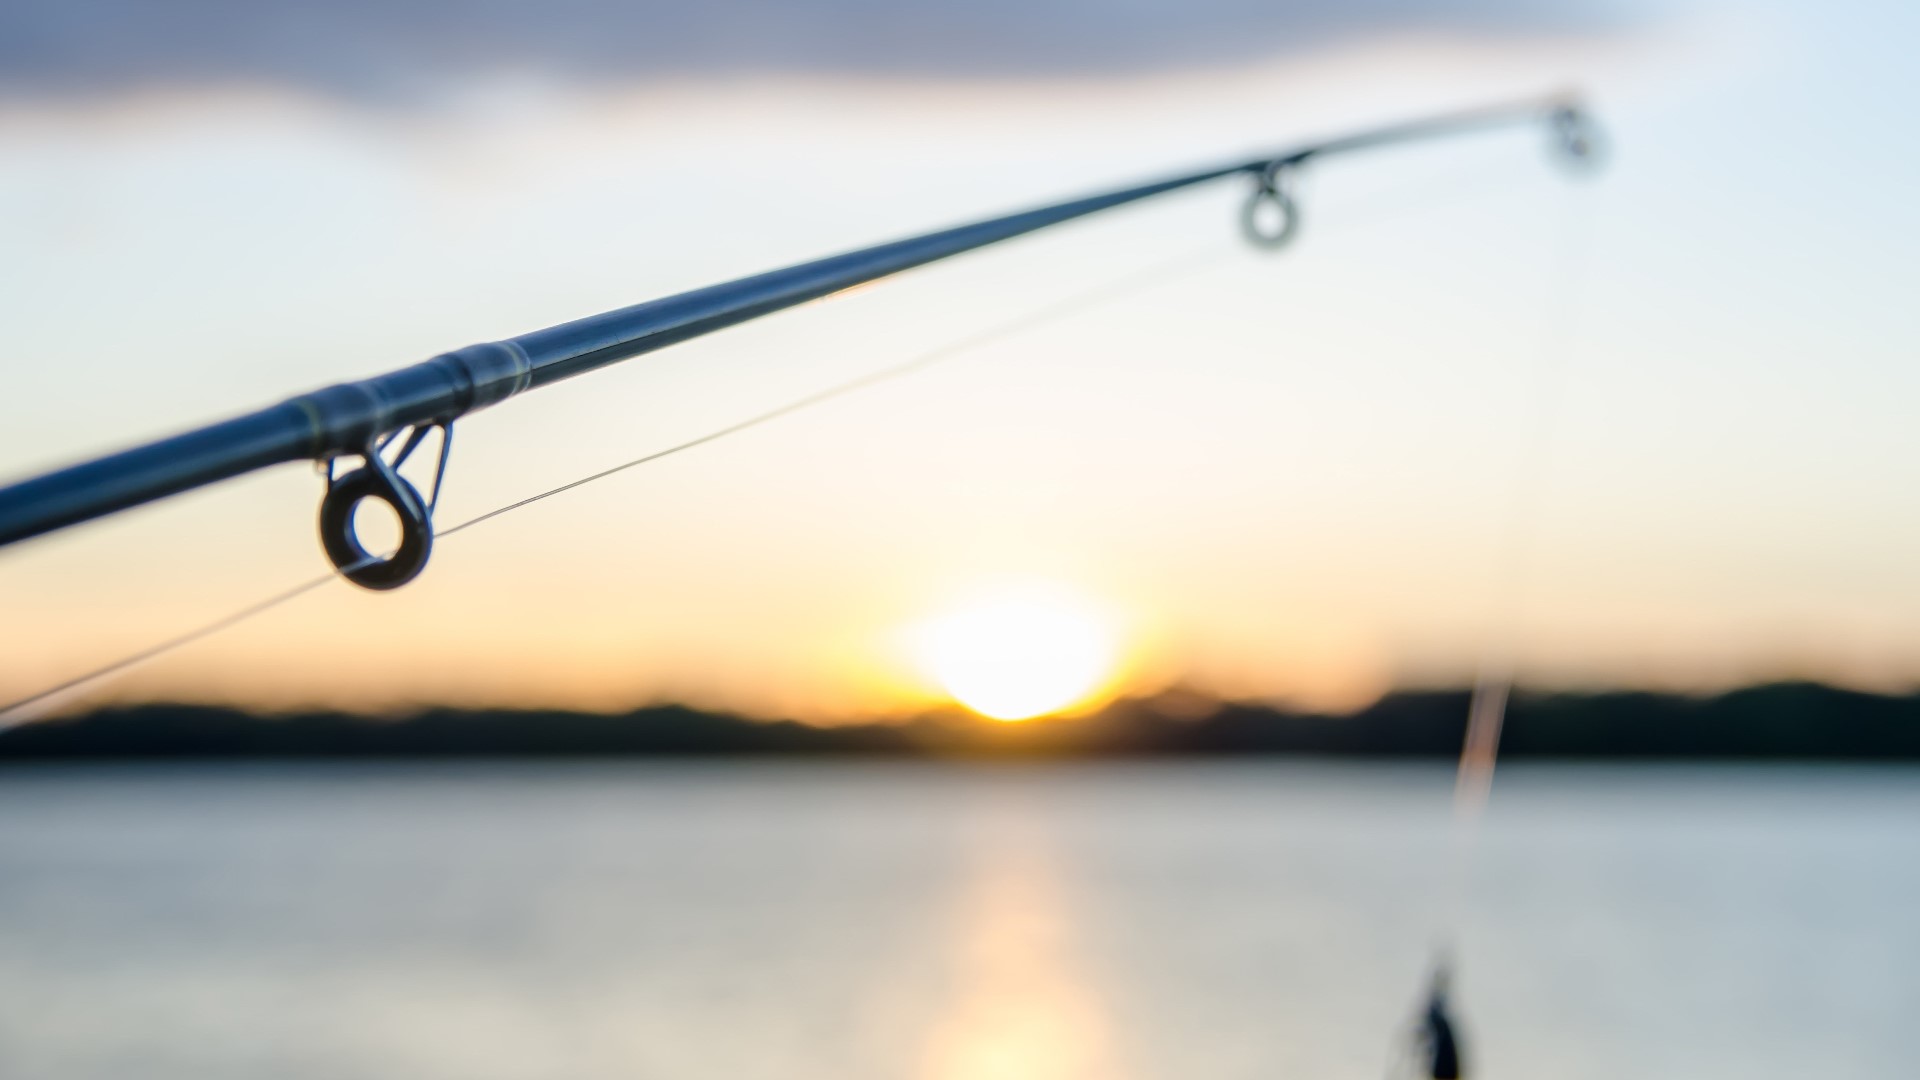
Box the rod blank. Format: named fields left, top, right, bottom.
left=0, top=92, right=1592, bottom=581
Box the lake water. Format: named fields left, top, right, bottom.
left=0, top=763, right=1911, bottom=1079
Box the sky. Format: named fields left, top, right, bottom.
left=1, top=0, right=1917, bottom=720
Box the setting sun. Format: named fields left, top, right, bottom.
left=913, top=586, right=1120, bottom=721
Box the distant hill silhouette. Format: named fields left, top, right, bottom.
left=4, top=682, right=1917, bottom=761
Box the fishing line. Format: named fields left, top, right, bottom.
left=1396, top=145, right=1600, bottom=1080
left=0, top=246, right=1234, bottom=726
left=437, top=247, right=1233, bottom=540
left=1448, top=154, right=1599, bottom=919
left=0, top=570, right=348, bottom=727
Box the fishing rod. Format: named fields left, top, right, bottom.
left=0, top=92, right=1596, bottom=590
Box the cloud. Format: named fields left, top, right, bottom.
left=0, top=0, right=1637, bottom=105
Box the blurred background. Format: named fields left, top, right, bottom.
left=0, top=0, right=1916, bottom=1077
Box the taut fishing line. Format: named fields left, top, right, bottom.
left=0, top=246, right=1234, bottom=725
left=2, top=142, right=1579, bottom=728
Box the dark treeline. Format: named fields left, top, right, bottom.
left=4, top=682, right=1918, bottom=760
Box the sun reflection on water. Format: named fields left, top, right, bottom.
left=921, top=823, right=1122, bottom=1080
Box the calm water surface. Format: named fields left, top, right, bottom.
left=0, top=763, right=1912, bottom=1079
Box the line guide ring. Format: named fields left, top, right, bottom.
left=1240, top=161, right=1300, bottom=250
left=318, top=423, right=451, bottom=590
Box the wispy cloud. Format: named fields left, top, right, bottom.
left=0, top=0, right=1638, bottom=104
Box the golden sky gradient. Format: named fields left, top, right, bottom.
left=4, top=3, right=1919, bottom=721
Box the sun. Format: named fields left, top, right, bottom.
left=913, top=585, right=1120, bottom=721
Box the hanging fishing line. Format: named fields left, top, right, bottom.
left=0, top=245, right=1236, bottom=726
left=1394, top=141, right=1600, bottom=1080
